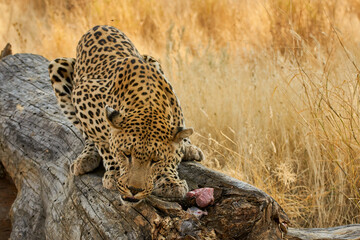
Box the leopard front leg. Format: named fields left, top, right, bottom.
left=70, top=138, right=102, bottom=175
left=96, top=144, right=119, bottom=190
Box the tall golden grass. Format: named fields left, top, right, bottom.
left=1, top=0, right=359, bottom=228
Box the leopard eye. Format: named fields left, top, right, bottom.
left=123, top=152, right=131, bottom=162
left=150, top=158, right=160, bottom=165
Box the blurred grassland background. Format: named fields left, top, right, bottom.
left=1, top=0, right=360, bottom=228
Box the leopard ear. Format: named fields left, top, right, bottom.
left=105, top=106, right=124, bottom=129
left=173, top=127, right=193, bottom=143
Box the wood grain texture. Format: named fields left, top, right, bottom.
left=0, top=53, right=296, bottom=239
left=287, top=225, right=360, bottom=240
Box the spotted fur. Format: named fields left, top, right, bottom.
left=48, top=25, right=203, bottom=202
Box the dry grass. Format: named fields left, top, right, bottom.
left=1, top=0, right=360, bottom=228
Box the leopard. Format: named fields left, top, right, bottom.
left=48, top=25, right=204, bottom=203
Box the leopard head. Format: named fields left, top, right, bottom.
left=105, top=106, right=192, bottom=203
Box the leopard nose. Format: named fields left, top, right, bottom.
left=128, top=186, right=144, bottom=196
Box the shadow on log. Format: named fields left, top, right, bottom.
left=0, top=54, right=357, bottom=240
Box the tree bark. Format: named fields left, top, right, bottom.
left=0, top=53, right=291, bottom=239
left=286, top=225, right=360, bottom=240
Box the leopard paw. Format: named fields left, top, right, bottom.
left=70, top=150, right=101, bottom=175
left=182, top=145, right=204, bottom=162
left=102, top=171, right=117, bottom=190
left=153, top=179, right=189, bottom=200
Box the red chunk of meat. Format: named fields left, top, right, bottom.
left=186, top=187, right=214, bottom=208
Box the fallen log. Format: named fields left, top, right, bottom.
left=287, top=225, right=360, bottom=240
left=0, top=53, right=290, bottom=239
